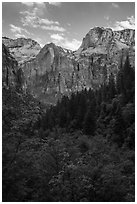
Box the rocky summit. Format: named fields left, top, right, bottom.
left=2, top=37, right=41, bottom=64
left=78, top=27, right=134, bottom=52
left=2, top=27, right=135, bottom=105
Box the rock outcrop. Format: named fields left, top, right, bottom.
left=75, top=27, right=135, bottom=66
left=2, top=27, right=135, bottom=105
left=78, top=27, right=135, bottom=52
left=74, top=27, right=135, bottom=90
left=21, top=43, right=75, bottom=104
left=2, top=44, right=18, bottom=88
left=2, top=37, right=41, bottom=64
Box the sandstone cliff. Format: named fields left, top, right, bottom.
left=2, top=44, right=18, bottom=88
left=3, top=27, right=135, bottom=105
left=78, top=27, right=134, bottom=51
left=2, top=37, right=41, bottom=64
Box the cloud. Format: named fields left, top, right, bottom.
left=67, top=23, right=71, bottom=27
left=50, top=33, right=81, bottom=51
left=35, top=2, right=45, bottom=7
left=10, top=24, right=22, bottom=33
left=20, top=8, right=65, bottom=32
left=33, top=37, right=45, bottom=48
left=112, top=3, right=119, bottom=8
left=10, top=24, right=30, bottom=34
left=48, top=2, right=61, bottom=6
left=104, top=16, right=110, bottom=21
left=15, top=33, right=26, bottom=38
left=39, top=18, right=59, bottom=25
left=21, top=11, right=59, bottom=27
left=21, top=2, right=46, bottom=16
left=51, top=33, right=64, bottom=41
left=42, top=25, right=66, bottom=32
left=21, top=2, right=45, bottom=8
left=21, top=2, right=34, bottom=7
left=112, top=16, right=135, bottom=30
left=63, top=39, right=81, bottom=51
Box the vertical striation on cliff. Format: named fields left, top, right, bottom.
left=2, top=27, right=135, bottom=105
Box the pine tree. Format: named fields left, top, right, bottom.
left=116, top=56, right=124, bottom=94
left=101, top=83, right=107, bottom=102
left=108, top=73, right=116, bottom=100
left=83, top=95, right=96, bottom=135
left=122, top=55, right=135, bottom=102
left=116, top=55, right=135, bottom=102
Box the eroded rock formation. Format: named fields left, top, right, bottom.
left=2, top=27, right=135, bottom=105
left=2, top=37, right=41, bottom=64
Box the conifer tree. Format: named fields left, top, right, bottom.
left=83, top=94, right=96, bottom=135
left=108, top=73, right=116, bottom=100
left=122, top=55, right=135, bottom=102
left=116, top=56, right=124, bottom=94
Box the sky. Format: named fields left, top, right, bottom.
left=2, top=2, right=135, bottom=51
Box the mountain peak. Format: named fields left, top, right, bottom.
left=90, top=26, right=106, bottom=32
left=79, top=27, right=135, bottom=51
left=89, top=26, right=112, bottom=33
left=2, top=37, right=41, bottom=63
left=42, top=42, right=58, bottom=49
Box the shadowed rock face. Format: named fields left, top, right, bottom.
left=2, top=44, right=18, bottom=88
left=2, top=37, right=41, bottom=64
left=3, top=27, right=135, bottom=105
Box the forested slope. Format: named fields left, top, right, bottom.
left=3, top=55, right=135, bottom=201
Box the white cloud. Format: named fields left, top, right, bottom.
left=51, top=33, right=64, bottom=41
left=21, top=14, right=59, bottom=27
left=15, top=33, right=26, bottom=38
left=20, top=8, right=65, bottom=32
left=40, top=18, right=59, bottom=26
left=48, top=2, right=61, bottom=6
left=21, top=2, right=46, bottom=17
left=63, top=39, right=81, bottom=51
left=50, top=33, right=81, bottom=51
left=127, top=16, right=135, bottom=25
left=112, top=16, right=135, bottom=30
left=21, top=2, right=45, bottom=8
left=10, top=24, right=22, bottom=33
left=33, top=37, right=45, bottom=48
left=21, top=2, right=34, bottom=7
left=112, top=3, right=119, bottom=8
left=42, top=25, right=66, bottom=32
left=10, top=24, right=30, bottom=34
left=35, top=2, right=45, bottom=7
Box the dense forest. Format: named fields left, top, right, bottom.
left=3, top=56, right=135, bottom=201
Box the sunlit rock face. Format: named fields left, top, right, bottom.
left=2, top=37, right=41, bottom=64
left=79, top=27, right=135, bottom=51
left=21, top=43, right=75, bottom=104
left=74, top=27, right=135, bottom=88
left=6, top=27, right=134, bottom=105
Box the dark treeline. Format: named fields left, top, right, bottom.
left=3, top=55, right=135, bottom=201
left=41, top=55, right=135, bottom=148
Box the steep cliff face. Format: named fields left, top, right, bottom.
left=2, top=37, right=41, bottom=64
left=74, top=27, right=135, bottom=89
left=76, top=27, right=135, bottom=67
left=21, top=43, right=75, bottom=104
left=9, top=27, right=135, bottom=104
left=79, top=27, right=135, bottom=51
left=2, top=44, right=18, bottom=88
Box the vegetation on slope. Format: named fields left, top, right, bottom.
left=2, top=56, right=135, bottom=201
